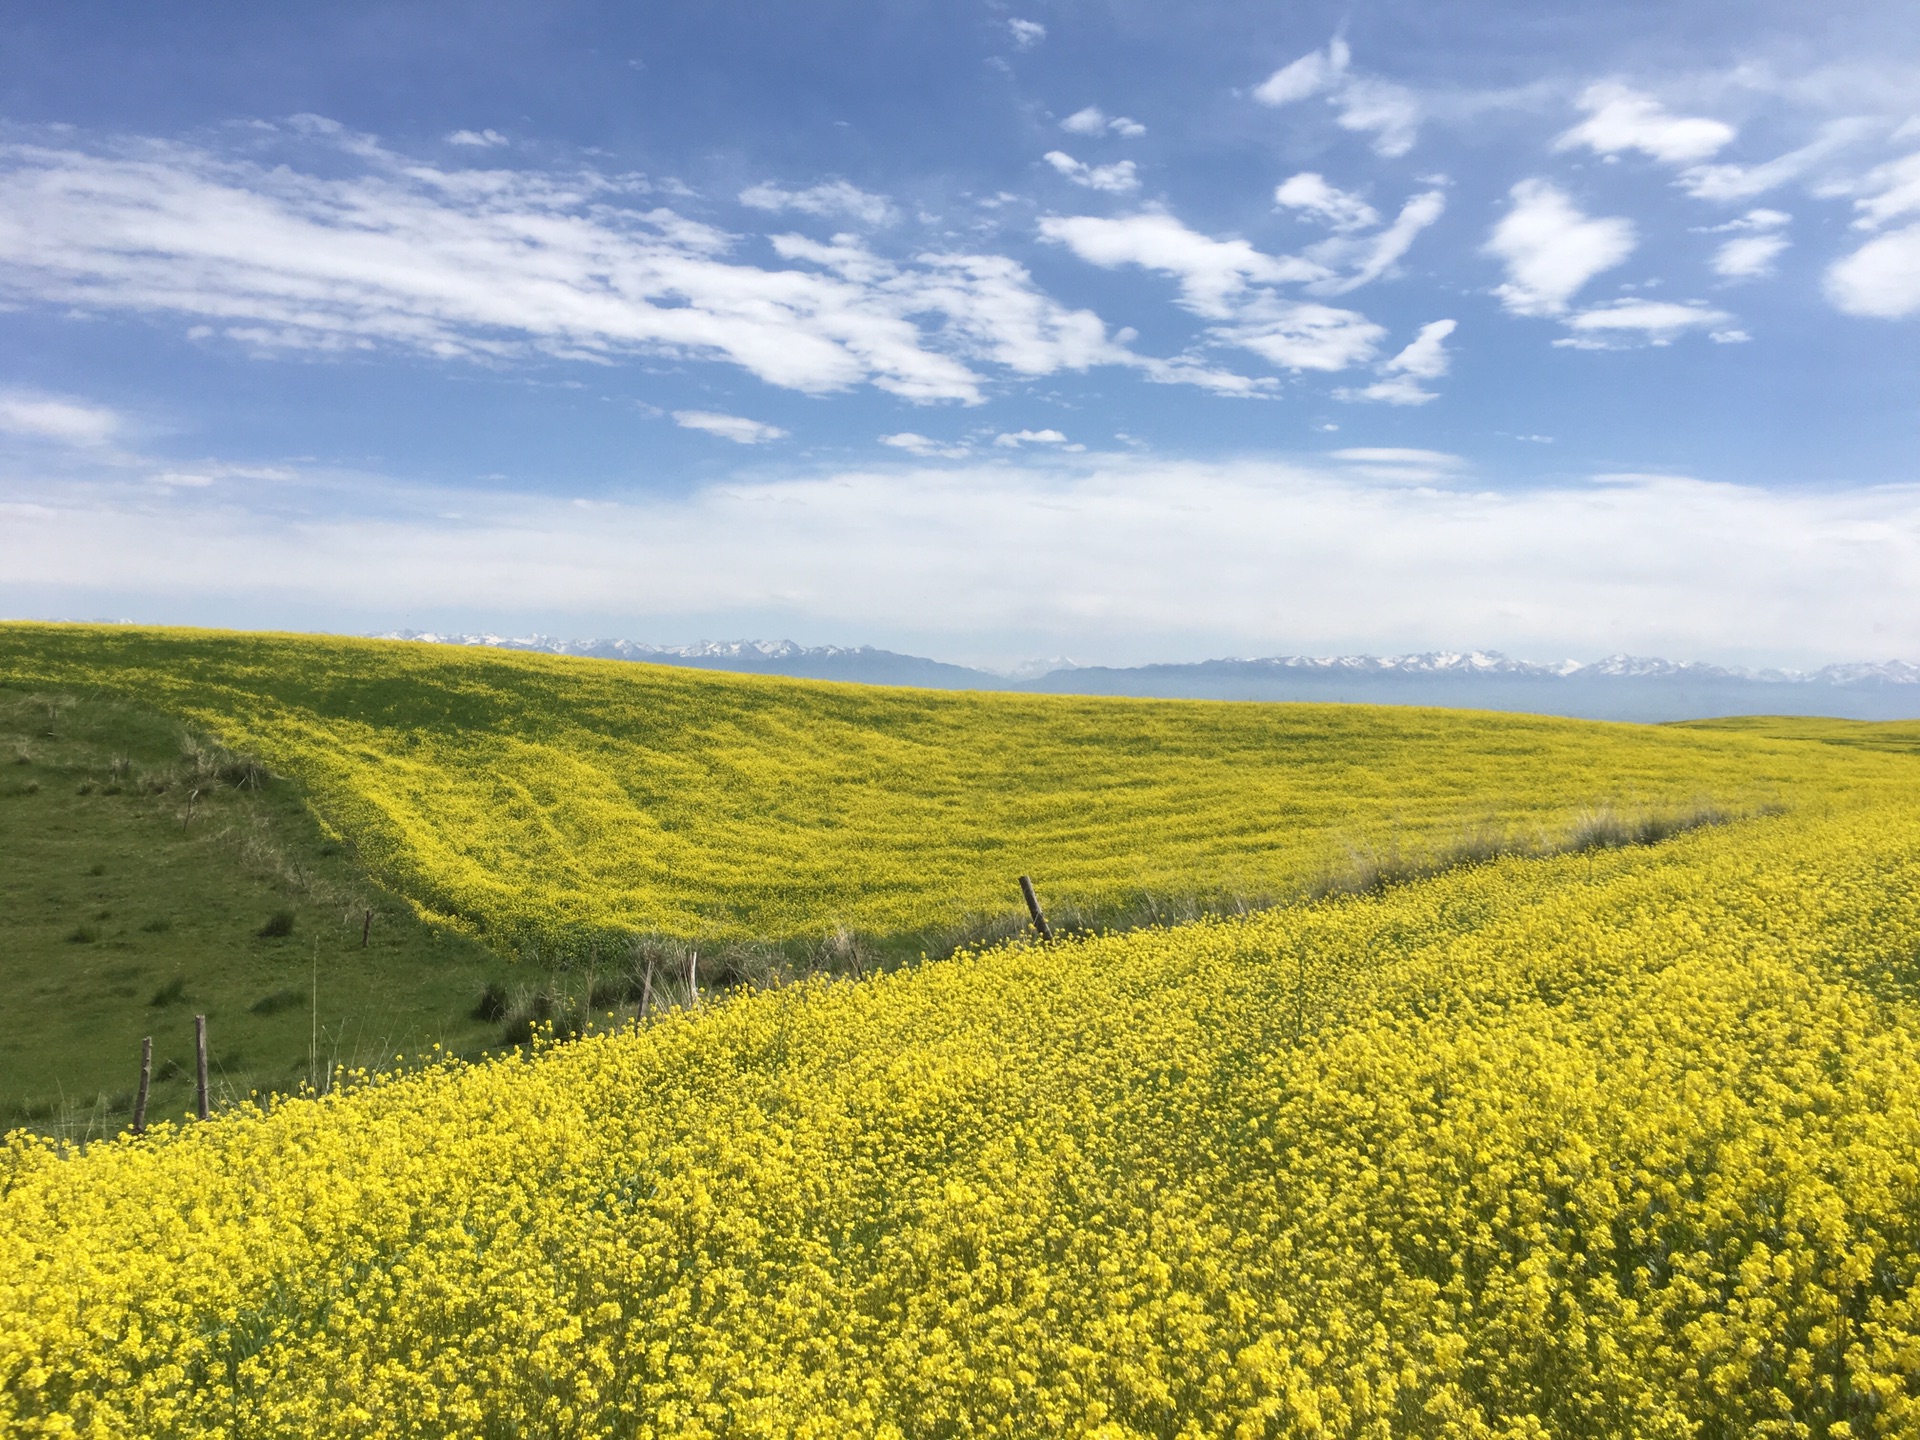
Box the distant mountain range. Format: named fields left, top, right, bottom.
left=379, top=632, right=1920, bottom=723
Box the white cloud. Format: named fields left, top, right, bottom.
left=1485, top=180, right=1635, bottom=316
left=1712, top=233, right=1789, bottom=280
left=738, top=179, right=895, bottom=226
left=1273, top=172, right=1378, bottom=232
left=1333, top=77, right=1421, bottom=159
left=1695, top=208, right=1790, bottom=234
left=11, top=460, right=1920, bottom=667
left=1007, top=19, right=1046, bottom=49
left=1825, top=224, right=1920, bottom=317
left=1316, top=189, right=1446, bottom=294
left=1251, top=41, right=1419, bottom=157
left=1556, top=300, right=1736, bottom=348
left=1848, top=151, right=1920, bottom=228
left=1553, top=83, right=1735, bottom=165
left=993, top=428, right=1080, bottom=450
left=897, top=251, right=1128, bottom=378
left=1329, top=445, right=1467, bottom=481
left=0, top=131, right=1183, bottom=406
left=1679, top=119, right=1872, bottom=201
left=1061, top=107, right=1145, bottom=138
left=1253, top=40, right=1349, bottom=106
left=1331, top=446, right=1462, bottom=466
left=446, top=129, right=508, bottom=148
left=673, top=410, right=789, bottom=444
left=1338, top=318, right=1455, bottom=405
left=1213, top=296, right=1384, bottom=371
left=1038, top=211, right=1322, bottom=317
left=149, top=461, right=297, bottom=488
left=1042, top=151, right=1140, bottom=194
left=880, top=432, right=971, bottom=459
left=0, top=389, right=120, bottom=447
left=1039, top=208, right=1385, bottom=376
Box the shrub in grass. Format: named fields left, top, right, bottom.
left=140, top=916, right=172, bottom=933
left=149, top=976, right=187, bottom=1007
left=471, top=982, right=508, bottom=1023
left=257, top=910, right=295, bottom=939
left=65, top=923, right=98, bottom=944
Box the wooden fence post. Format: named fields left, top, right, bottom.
left=133, top=1036, right=152, bottom=1137
left=1019, top=875, right=1053, bottom=942
left=361, top=909, right=372, bottom=948
left=194, top=1014, right=210, bottom=1121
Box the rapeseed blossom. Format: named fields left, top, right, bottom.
left=5, top=795, right=1920, bottom=1435
left=2, top=624, right=1906, bottom=954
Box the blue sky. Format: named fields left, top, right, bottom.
left=1, top=0, right=1917, bottom=668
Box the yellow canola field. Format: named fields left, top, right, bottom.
left=6, top=794, right=1920, bottom=1437
left=2, top=623, right=1911, bottom=951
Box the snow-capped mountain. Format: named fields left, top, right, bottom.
left=377, top=633, right=1920, bottom=721
left=378, top=632, right=993, bottom=687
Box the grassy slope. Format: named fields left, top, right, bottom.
left=5, top=623, right=1918, bottom=959
left=0, top=686, right=513, bottom=1135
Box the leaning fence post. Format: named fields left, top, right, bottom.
left=133, top=1037, right=152, bottom=1137
left=194, top=1014, right=210, bottom=1121
left=1019, top=875, right=1053, bottom=941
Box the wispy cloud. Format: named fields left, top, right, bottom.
left=0, top=129, right=1198, bottom=406
left=1060, top=107, right=1146, bottom=139
left=993, top=428, right=1081, bottom=450
left=879, top=432, right=971, bottom=459
left=673, top=410, right=788, bottom=444
left=1314, top=190, right=1447, bottom=294
left=737, top=179, right=895, bottom=226
left=1213, top=296, right=1384, bottom=372
left=1337, top=318, right=1456, bottom=405
left=1553, top=83, right=1735, bottom=164
left=1485, top=180, right=1635, bottom=316
left=1040, top=209, right=1390, bottom=375
left=1042, top=151, right=1139, bottom=194
left=1007, top=18, right=1045, bottom=50
left=1329, top=446, right=1467, bottom=482
left=0, top=389, right=121, bottom=447
left=446, top=129, right=508, bottom=148
left=1274, top=173, right=1379, bottom=232
left=1252, top=40, right=1421, bottom=157
left=1679, top=119, right=1873, bottom=200
left=1039, top=211, right=1323, bottom=317
left=1556, top=300, right=1737, bottom=348
left=1846, top=150, right=1920, bottom=228
left=1713, top=233, right=1790, bottom=280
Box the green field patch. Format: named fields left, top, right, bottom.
left=0, top=683, right=512, bottom=1136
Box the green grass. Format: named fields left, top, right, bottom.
left=0, top=686, right=513, bottom=1136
